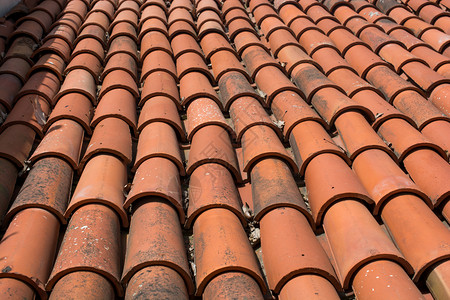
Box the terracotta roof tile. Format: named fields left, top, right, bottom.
left=353, top=260, right=425, bottom=299
left=140, top=71, right=181, bottom=107
left=47, top=204, right=123, bottom=296
left=66, top=154, right=129, bottom=226
left=218, top=71, right=264, bottom=110
left=5, top=157, right=73, bottom=225
left=102, top=52, right=138, bottom=82
left=290, top=119, right=349, bottom=175
left=72, top=36, right=104, bottom=61
left=334, top=111, right=396, bottom=161
left=133, top=121, right=184, bottom=173
left=66, top=52, right=103, bottom=82
left=29, top=119, right=84, bottom=168
left=186, top=97, right=235, bottom=140
left=98, top=69, right=139, bottom=100
left=403, top=148, right=450, bottom=207
left=2, top=95, right=50, bottom=137
left=187, top=162, right=246, bottom=228
left=241, top=124, right=299, bottom=174
left=0, top=0, right=449, bottom=298
left=80, top=117, right=133, bottom=167
left=323, top=200, right=414, bottom=289
left=260, top=206, right=340, bottom=293
left=122, top=200, right=193, bottom=293
left=125, top=157, right=185, bottom=222
left=0, top=57, right=31, bottom=84
left=0, top=208, right=60, bottom=299
left=0, top=124, right=35, bottom=168
left=29, top=52, right=66, bottom=81
left=109, top=21, right=138, bottom=43
left=49, top=271, right=115, bottom=299
left=56, top=69, right=97, bottom=104
left=137, top=95, right=186, bottom=139
left=271, top=89, right=325, bottom=138
left=377, top=117, right=447, bottom=161
left=202, top=271, right=265, bottom=299
left=45, top=92, right=94, bottom=134
left=186, top=124, right=242, bottom=181
left=179, top=71, right=221, bottom=107
left=229, top=95, right=281, bottom=142
left=382, top=194, right=450, bottom=281
left=92, top=88, right=138, bottom=134
left=193, top=208, right=268, bottom=296
left=0, top=74, right=22, bottom=111
left=141, top=50, right=177, bottom=81
left=420, top=119, right=450, bottom=156
left=0, top=158, right=18, bottom=221
left=251, top=158, right=312, bottom=223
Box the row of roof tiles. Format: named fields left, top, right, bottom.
left=0, top=0, right=448, bottom=299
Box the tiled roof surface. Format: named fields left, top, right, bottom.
left=0, top=0, right=449, bottom=299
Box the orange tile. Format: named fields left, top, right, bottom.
left=47, top=204, right=123, bottom=296
left=133, top=121, right=184, bottom=174
left=140, top=71, right=181, bottom=108
left=0, top=124, right=35, bottom=168
left=203, top=272, right=265, bottom=299
left=0, top=208, right=60, bottom=299
left=121, top=201, right=193, bottom=293
left=49, top=271, right=115, bottom=300
left=72, top=37, right=105, bottom=62
left=80, top=118, right=132, bottom=168
left=140, top=31, right=171, bottom=61
left=241, top=124, right=298, bottom=174
left=29, top=53, right=66, bottom=81
left=66, top=53, right=103, bottom=83
left=2, top=95, right=50, bottom=137
left=176, top=52, right=215, bottom=84
left=56, top=69, right=97, bottom=105
left=98, top=69, right=139, bottom=101
left=92, top=88, right=137, bottom=135
left=186, top=97, right=233, bottom=140
left=260, top=207, right=339, bottom=293
left=107, top=35, right=138, bottom=63
left=305, top=153, right=373, bottom=225
left=229, top=96, right=279, bottom=142
left=353, top=260, right=424, bottom=300
left=125, top=156, right=184, bottom=222
left=46, top=92, right=93, bottom=135
left=381, top=194, right=450, bottom=282
left=137, top=96, right=185, bottom=140
left=179, top=72, right=221, bottom=108
left=67, top=154, right=129, bottom=227
left=0, top=74, right=22, bottom=111
left=125, top=266, right=189, bottom=300
left=193, top=208, right=268, bottom=296
left=6, top=157, right=72, bottom=225
left=378, top=118, right=446, bottom=162
left=30, top=119, right=84, bottom=169
left=323, top=200, right=413, bottom=289
left=290, top=120, right=348, bottom=176
left=353, top=149, right=431, bottom=214
left=279, top=275, right=341, bottom=299
left=251, top=158, right=312, bottom=223
left=271, top=90, right=325, bottom=139
left=187, top=163, right=245, bottom=228
left=403, top=149, right=450, bottom=207
left=171, top=33, right=203, bottom=60
left=217, top=71, right=264, bottom=111
left=186, top=125, right=242, bottom=182
left=101, top=52, right=138, bottom=83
